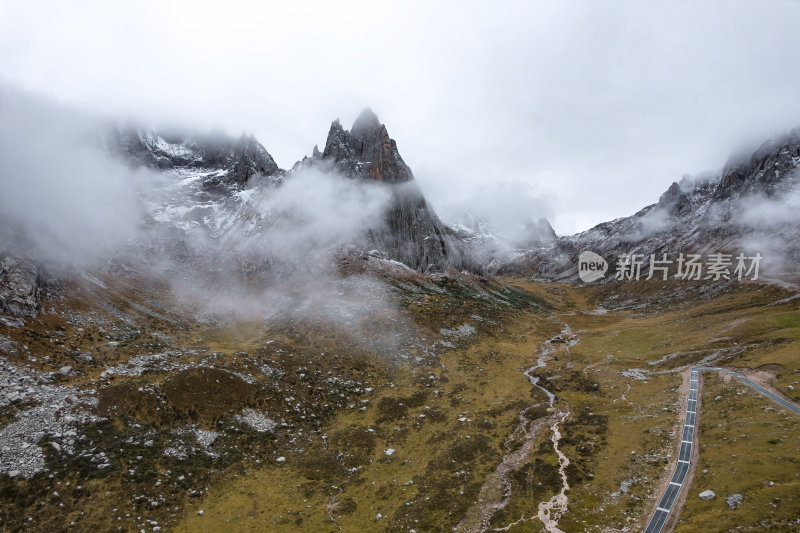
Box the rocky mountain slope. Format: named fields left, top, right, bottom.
left=109, top=127, right=283, bottom=189
left=497, top=128, right=800, bottom=282
left=451, top=214, right=558, bottom=268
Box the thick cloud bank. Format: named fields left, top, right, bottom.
left=0, top=87, right=147, bottom=264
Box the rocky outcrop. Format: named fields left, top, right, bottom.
left=0, top=255, right=43, bottom=318
left=716, top=128, right=800, bottom=200
left=230, top=134, right=282, bottom=186
left=317, top=109, right=481, bottom=274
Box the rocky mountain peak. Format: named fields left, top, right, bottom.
left=106, top=112, right=481, bottom=275
left=656, top=181, right=692, bottom=217
left=350, top=107, right=382, bottom=136
left=495, top=126, right=800, bottom=281
left=522, top=217, right=558, bottom=248
left=322, top=109, right=414, bottom=183
left=309, top=109, right=481, bottom=274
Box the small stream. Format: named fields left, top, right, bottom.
left=530, top=328, right=575, bottom=533
left=535, top=407, right=571, bottom=533
left=456, top=327, right=577, bottom=533
left=523, top=344, right=557, bottom=406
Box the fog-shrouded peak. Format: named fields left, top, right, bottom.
left=350, top=107, right=382, bottom=135
left=715, top=127, right=800, bottom=201
left=313, top=109, right=480, bottom=273
left=322, top=108, right=413, bottom=183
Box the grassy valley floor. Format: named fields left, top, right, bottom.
left=173, top=278, right=800, bottom=532
left=0, top=274, right=798, bottom=532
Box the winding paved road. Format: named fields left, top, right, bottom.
left=643, top=366, right=800, bottom=533
left=698, top=367, right=800, bottom=415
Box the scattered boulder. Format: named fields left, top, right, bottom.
left=727, top=493, right=743, bottom=509
left=699, top=489, right=716, bottom=500
left=0, top=335, right=18, bottom=355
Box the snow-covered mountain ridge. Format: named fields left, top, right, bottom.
left=495, top=128, right=800, bottom=282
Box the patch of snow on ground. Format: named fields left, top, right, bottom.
left=620, top=368, right=650, bottom=380
left=440, top=324, right=476, bottom=339
left=235, top=409, right=276, bottom=433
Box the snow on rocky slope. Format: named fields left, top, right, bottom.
left=496, top=128, right=800, bottom=282
left=107, top=110, right=482, bottom=278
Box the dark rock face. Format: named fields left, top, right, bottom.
left=108, top=128, right=282, bottom=188
left=322, top=109, right=414, bottom=183
left=369, top=182, right=480, bottom=274
left=318, top=109, right=481, bottom=274
left=499, top=129, right=800, bottom=281
left=231, top=134, right=282, bottom=186
left=0, top=255, right=43, bottom=318
left=715, top=128, right=800, bottom=200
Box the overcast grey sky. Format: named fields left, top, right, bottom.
left=2, top=0, right=800, bottom=235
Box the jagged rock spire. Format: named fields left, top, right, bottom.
left=315, top=108, right=481, bottom=274
left=321, top=109, right=414, bottom=183
left=715, top=127, right=800, bottom=200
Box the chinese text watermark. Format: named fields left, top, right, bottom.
left=578, top=251, right=762, bottom=283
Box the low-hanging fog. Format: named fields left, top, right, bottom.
left=3, top=1, right=800, bottom=235
left=152, top=165, right=398, bottom=323
left=734, top=172, right=800, bottom=277
left=435, top=181, right=554, bottom=244
left=0, top=86, right=147, bottom=264
left=0, top=87, right=411, bottom=336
